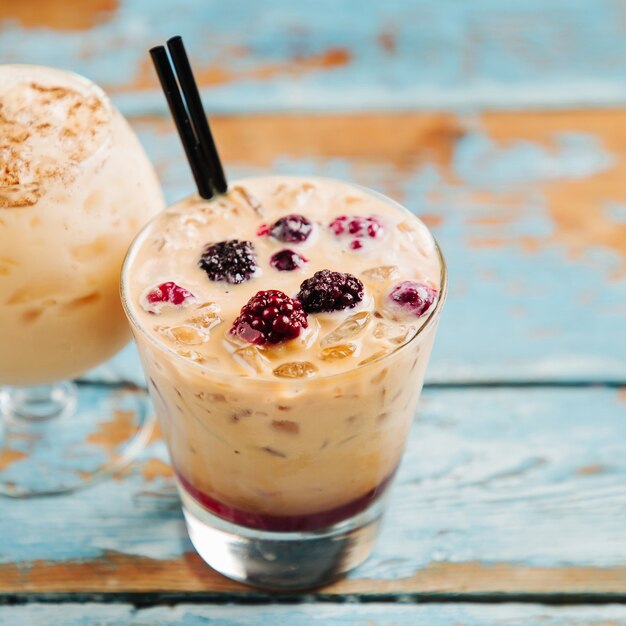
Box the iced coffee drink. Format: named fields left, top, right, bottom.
left=0, top=65, right=164, bottom=385
left=123, top=176, right=446, bottom=588
left=0, top=65, right=165, bottom=496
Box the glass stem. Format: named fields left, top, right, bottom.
left=0, top=382, right=78, bottom=425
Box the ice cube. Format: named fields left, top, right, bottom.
left=261, top=446, right=288, bottom=458
left=396, top=221, right=416, bottom=233
left=7, top=281, right=65, bottom=305
left=361, top=265, right=399, bottom=281
left=320, top=343, right=356, bottom=361
left=233, top=345, right=270, bottom=374
left=373, top=322, right=416, bottom=345
left=195, top=301, right=220, bottom=313
left=273, top=361, right=318, bottom=379
left=21, top=307, right=44, bottom=323
left=344, top=195, right=363, bottom=205
left=179, top=213, right=209, bottom=227
left=271, top=420, right=300, bottom=434
left=157, top=215, right=200, bottom=249
left=231, top=186, right=264, bottom=217
left=320, top=311, right=371, bottom=348
left=152, top=237, right=167, bottom=252
left=64, top=291, right=100, bottom=310
left=274, top=182, right=315, bottom=209
left=0, top=257, right=18, bottom=276
left=70, top=235, right=115, bottom=262
left=358, top=350, right=389, bottom=366
left=371, top=367, right=388, bottom=385
left=175, top=348, right=213, bottom=364
left=185, top=307, right=222, bottom=333
left=195, top=391, right=226, bottom=402
left=156, top=324, right=207, bottom=345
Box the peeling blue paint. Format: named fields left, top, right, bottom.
left=3, top=388, right=626, bottom=574
left=5, top=603, right=626, bottom=626
left=4, top=0, right=626, bottom=113
left=604, top=201, right=626, bottom=224
left=2, top=1, right=626, bottom=608
left=83, top=123, right=626, bottom=387
left=453, top=131, right=613, bottom=188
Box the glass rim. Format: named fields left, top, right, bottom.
left=120, top=174, right=448, bottom=383
left=0, top=64, right=114, bottom=193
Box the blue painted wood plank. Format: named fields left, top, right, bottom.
left=3, top=0, right=626, bottom=114
left=2, top=387, right=626, bottom=594
left=83, top=111, right=626, bottom=385
left=4, top=603, right=626, bottom=626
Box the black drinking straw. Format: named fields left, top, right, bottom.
left=167, top=36, right=228, bottom=194
left=149, top=38, right=227, bottom=198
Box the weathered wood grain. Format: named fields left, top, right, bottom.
left=87, top=110, right=626, bottom=386
left=2, top=387, right=625, bottom=595
left=2, top=0, right=625, bottom=615
left=4, top=0, right=626, bottom=113
left=4, top=552, right=626, bottom=597
left=4, top=603, right=626, bottom=626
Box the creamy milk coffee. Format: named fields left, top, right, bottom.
left=123, top=176, right=445, bottom=530
left=0, top=65, right=164, bottom=385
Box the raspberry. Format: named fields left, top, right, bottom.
left=270, top=249, right=308, bottom=272
left=389, top=281, right=438, bottom=317
left=329, top=215, right=384, bottom=250
left=230, top=290, right=308, bottom=345
left=297, top=270, right=364, bottom=314
left=269, top=214, right=313, bottom=243
left=141, top=281, right=196, bottom=314
left=198, top=240, right=257, bottom=284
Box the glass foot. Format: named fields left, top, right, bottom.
left=0, top=383, right=154, bottom=497
left=179, top=481, right=386, bottom=590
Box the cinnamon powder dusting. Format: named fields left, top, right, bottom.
left=0, top=79, right=110, bottom=208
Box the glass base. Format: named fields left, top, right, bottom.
left=179, top=482, right=386, bottom=590
left=0, top=383, right=154, bottom=497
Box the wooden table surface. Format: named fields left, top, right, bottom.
left=2, top=1, right=626, bottom=624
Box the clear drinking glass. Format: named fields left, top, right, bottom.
left=121, top=179, right=447, bottom=589
left=0, top=65, right=165, bottom=496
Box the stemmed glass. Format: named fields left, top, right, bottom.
left=0, top=64, right=165, bottom=496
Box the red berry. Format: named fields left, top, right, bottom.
left=230, top=290, right=308, bottom=345
left=269, top=214, right=313, bottom=243
left=270, top=249, right=308, bottom=271
left=389, top=281, right=438, bottom=317
left=328, top=215, right=384, bottom=250
left=367, top=222, right=381, bottom=237
left=329, top=216, right=347, bottom=235
left=141, top=282, right=196, bottom=314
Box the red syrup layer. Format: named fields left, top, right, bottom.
left=177, top=470, right=396, bottom=532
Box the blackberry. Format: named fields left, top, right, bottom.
left=198, top=240, right=257, bottom=284
left=297, top=270, right=364, bottom=313
left=230, top=290, right=308, bottom=345
left=270, top=249, right=307, bottom=272
left=269, top=214, right=313, bottom=243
